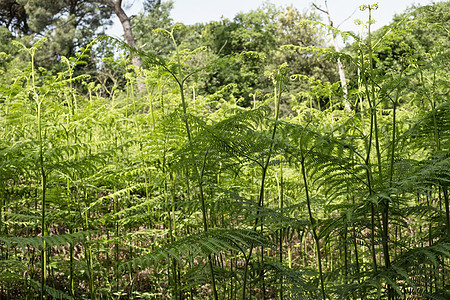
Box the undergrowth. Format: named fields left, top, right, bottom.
left=0, top=4, right=449, bottom=300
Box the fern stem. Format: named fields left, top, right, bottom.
left=277, top=165, right=284, bottom=300
left=242, top=70, right=284, bottom=300
left=365, top=8, right=394, bottom=297
left=69, top=226, right=74, bottom=297
left=300, top=155, right=326, bottom=300
left=81, top=188, right=95, bottom=299
left=364, top=90, right=378, bottom=274
left=343, top=214, right=348, bottom=286
left=367, top=7, right=391, bottom=279
left=444, top=186, right=450, bottom=241
left=420, top=67, right=448, bottom=243
left=166, top=29, right=218, bottom=299
left=199, top=151, right=219, bottom=300
left=114, top=188, right=119, bottom=292
left=144, top=80, right=156, bottom=129
left=31, top=44, right=48, bottom=300
left=361, top=7, right=379, bottom=274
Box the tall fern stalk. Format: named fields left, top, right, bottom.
left=168, top=28, right=219, bottom=299
left=26, top=42, right=48, bottom=300
left=360, top=4, right=379, bottom=275
left=299, top=132, right=326, bottom=300
left=242, top=66, right=285, bottom=300
left=277, top=165, right=284, bottom=300
left=364, top=6, right=393, bottom=298
left=419, top=63, right=449, bottom=243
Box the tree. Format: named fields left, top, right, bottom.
left=0, top=25, right=16, bottom=74
left=0, top=0, right=147, bottom=69
left=0, top=0, right=112, bottom=70
left=371, top=1, right=449, bottom=75
left=132, top=0, right=174, bottom=55
left=312, top=0, right=351, bottom=111
left=95, top=0, right=141, bottom=67
left=199, top=5, right=277, bottom=105
left=196, top=3, right=338, bottom=107
left=0, top=0, right=29, bottom=36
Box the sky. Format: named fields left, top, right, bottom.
left=107, top=0, right=427, bottom=41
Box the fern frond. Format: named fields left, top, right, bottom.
left=264, top=261, right=319, bottom=299
left=121, top=228, right=269, bottom=271
left=29, top=279, right=73, bottom=300
left=0, top=231, right=96, bottom=251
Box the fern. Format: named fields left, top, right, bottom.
left=0, top=231, right=97, bottom=251
left=121, top=228, right=269, bottom=270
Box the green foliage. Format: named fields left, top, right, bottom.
left=372, top=1, right=450, bottom=75
left=133, top=0, right=175, bottom=55
left=133, top=2, right=337, bottom=108
left=0, top=2, right=449, bottom=299
left=0, top=0, right=112, bottom=73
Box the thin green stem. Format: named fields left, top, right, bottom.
left=242, top=71, right=284, bottom=300
left=165, top=28, right=218, bottom=299
left=361, top=6, right=379, bottom=274
left=300, top=155, right=325, bottom=300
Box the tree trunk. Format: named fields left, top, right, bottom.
left=313, top=1, right=351, bottom=112
left=99, top=0, right=142, bottom=67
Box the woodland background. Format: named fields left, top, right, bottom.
left=0, top=0, right=449, bottom=299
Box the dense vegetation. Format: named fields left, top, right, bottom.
left=0, top=1, right=449, bottom=299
